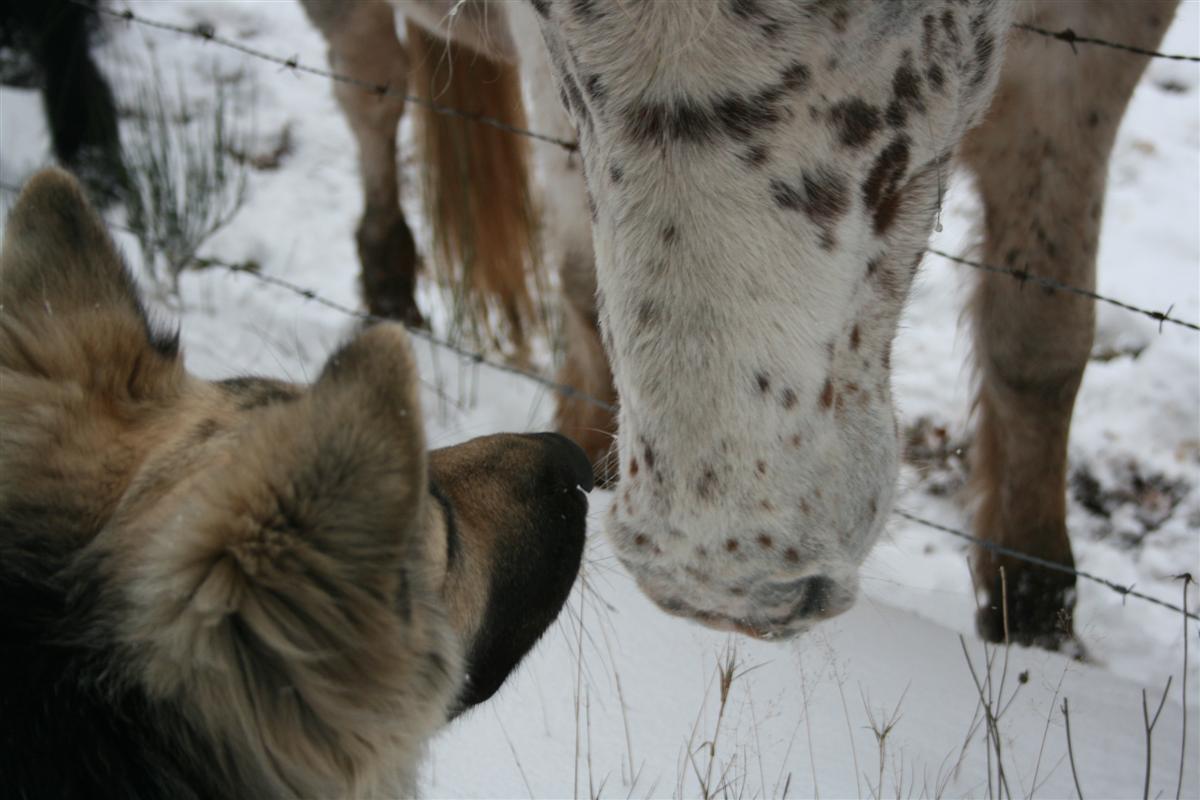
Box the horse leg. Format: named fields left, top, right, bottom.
left=558, top=244, right=618, bottom=485
left=960, top=0, right=1177, bottom=646
left=301, top=1, right=420, bottom=325
left=30, top=0, right=123, bottom=202
left=513, top=24, right=617, bottom=482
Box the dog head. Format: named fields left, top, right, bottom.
left=0, top=169, right=589, bottom=796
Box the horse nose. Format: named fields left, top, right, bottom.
left=523, top=432, right=595, bottom=492
left=788, top=576, right=849, bottom=620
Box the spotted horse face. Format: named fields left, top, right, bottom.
left=530, top=0, right=1013, bottom=638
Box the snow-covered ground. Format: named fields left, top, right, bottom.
left=2, top=2, right=1197, bottom=797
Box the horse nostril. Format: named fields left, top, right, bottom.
left=794, top=576, right=834, bottom=618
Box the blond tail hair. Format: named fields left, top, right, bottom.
left=406, top=21, right=544, bottom=356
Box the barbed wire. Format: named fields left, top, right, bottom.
left=72, top=1, right=579, bottom=152
left=925, top=248, right=1199, bottom=333
left=206, top=258, right=620, bottom=414
left=1014, top=23, right=1200, bottom=63
left=0, top=178, right=613, bottom=412
left=894, top=510, right=1198, bottom=622
left=73, top=3, right=1199, bottom=166
left=62, top=2, right=1200, bottom=333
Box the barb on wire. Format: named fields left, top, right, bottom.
left=1014, top=23, right=1200, bottom=63
left=210, top=258, right=618, bottom=413
left=71, top=1, right=579, bottom=152
left=895, top=509, right=1199, bottom=621
left=926, top=248, right=1200, bottom=333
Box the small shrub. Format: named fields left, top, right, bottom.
left=120, top=62, right=250, bottom=299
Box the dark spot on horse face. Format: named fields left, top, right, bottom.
left=784, top=547, right=800, bottom=564
left=625, top=100, right=718, bottom=146
left=850, top=325, right=861, bottom=350
left=770, top=179, right=803, bottom=211
left=756, top=460, right=767, bottom=475
left=630, top=457, right=639, bottom=476
left=820, top=379, right=835, bottom=409
left=803, top=167, right=849, bottom=225
left=885, top=58, right=924, bottom=128
left=636, top=300, right=658, bottom=330
left=941, top=10, right=960, bottom=47
left=926, top=63, right=945, bottom=91
left=922, top=14, right=937, bottom=53
left=756, top=372, right=771, bottom=393
left=971, top=31, right=996, bottom=90
left=662, top=223, right=677, bottom=244
left=717, top=85, right=786, bottom=139
left=696, top=545, right=709, bottom=558
left=830, top=98, right=881, bottom=148
left=698, top=467, right=718, bottom=500
left=781, top=62, right=811, bottom=92
left=893, top=60, right=922, bottom=105
left=742, top=143, right=770, bottom=167
left=725, top=538, right=740, bottom=553
left=643, top=444, right=656, bottom=469
left=862, top=136, right=911, bottom=235
left=756, top=533, right=774, bottom=550
left=781, top=388, right=797, bottom=409
left=609, top=163, right=623, bottom=183
left=633, top=533, right=649, bottom=547
left=790, top=433, right=803, bottom=448
left=775, top=168, right=848, bottom=227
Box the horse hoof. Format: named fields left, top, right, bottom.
left=975, top=565, right=1078, bottom=649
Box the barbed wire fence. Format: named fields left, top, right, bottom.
left=3, top=3, right=1198, bottom=623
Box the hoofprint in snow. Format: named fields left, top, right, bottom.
left=1, top=1, right=1196, bottom=797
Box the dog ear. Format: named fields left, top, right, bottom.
left=123, top=324, right=459, bottom=794
left=0, top=168, right=180, bottom=399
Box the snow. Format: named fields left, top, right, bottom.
left=1, top=1, right=1197, bottom=797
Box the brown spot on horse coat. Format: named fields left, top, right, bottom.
left=820, top=379, right=835, bottom=409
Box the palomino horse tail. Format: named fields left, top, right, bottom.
left=406, top=20, right=543, bottom=355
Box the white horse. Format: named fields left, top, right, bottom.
left=302, top=0, right=1179, bottom=647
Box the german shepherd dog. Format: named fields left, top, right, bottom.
left=0, top=169, right=591, bottom=798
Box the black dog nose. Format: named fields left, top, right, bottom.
left=524, top=432, right=595, bottom=492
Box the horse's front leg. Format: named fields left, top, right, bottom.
left=961, top=0, right=1178, bottom=647
left=301, top=0, right=421, bottom=325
